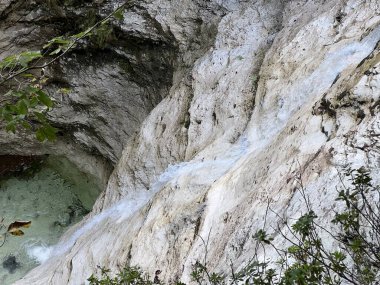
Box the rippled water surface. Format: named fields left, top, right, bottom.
left=0, top=157, right=100, bottom=285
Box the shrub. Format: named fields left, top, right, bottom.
left=88, top=168, right=380, bottom=284
left=88, top=266, right=153, bottom=285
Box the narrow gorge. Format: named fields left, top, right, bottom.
left=0, top=0, right=379, bottom=284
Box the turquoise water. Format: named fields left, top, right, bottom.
left=0, top=157, right=101, bottom=285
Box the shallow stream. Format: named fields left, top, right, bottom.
left=0, top=156, right=101, bottom=285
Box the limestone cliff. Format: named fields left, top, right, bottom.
left=0, top=0, right=379, bottom=284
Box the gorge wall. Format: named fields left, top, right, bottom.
left=0, top=0, right=379, bottom=284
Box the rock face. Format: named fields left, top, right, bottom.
left=0, top=0, right=379, bottom=284
left=0, top=0, right=177, bottom=183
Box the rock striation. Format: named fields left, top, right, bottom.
left=0, top=0, right=379, bottom=284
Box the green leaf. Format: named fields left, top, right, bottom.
left=19, top=51, right=42, bottom=59
left=4, top=104, right=17, bottom=114
left=253, top=229, right=273, bottom=244
left=0, top=54, right=17, bottom=69
left=43, top=124, right=57, bottom=141
left=2, top=111, right=13, bottom=122
left=12, top=91, right=25, bottom=98
left=17, top=99, right=29, bottom=115
left=35, top=128, right=46, bottom=142
left=288, top=245, right=301, bottom=254
left=6, top=121, right=16, bottom=133
left=21, top=73, right=35, bottom=78
left=292, top=211, right=317, bottom=238
left=33, top=111, right=46, bottom=122
left=114, top=9, right=124, bottom=21
left=49, top=47, right=62, bottom=55
left=29, top=97, right=39, bottom=108
left=36, top=90, right=53, bottom=108
left=43, top=37, right=71, bottom=49
left=36, top=124, right=57, bottom=142
left=21, top=121, right=32, bottom=129
left=331, top=251, right=346, bottom=262
left=18, top=51, right=42, bottom=67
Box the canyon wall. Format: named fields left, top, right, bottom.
left=0, top=0, right=379, bottom=284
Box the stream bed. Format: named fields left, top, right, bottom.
left=0, top=156, right=101, bottom=285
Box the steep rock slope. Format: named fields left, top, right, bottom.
left=8, top=0, right=380, bottom=284
left=0, top=0, right=178, bottom=181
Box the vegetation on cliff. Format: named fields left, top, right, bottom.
left=0, top=1, right=129, bottom=142
left=88, top=168, right=380, bottom=285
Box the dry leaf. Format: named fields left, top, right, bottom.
left=8, top=229, right=24, bottom=236
left=7, top=221, right=31, bottom=237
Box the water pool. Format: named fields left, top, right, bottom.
left=0, top=156, right=101, bottom=285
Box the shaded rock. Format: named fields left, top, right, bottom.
left=2, top=255, right=20, bottom=274
left=0, top=156, right=44, bottom=178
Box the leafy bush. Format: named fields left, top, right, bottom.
left=88, top=168, right=380, bottom=285
left=88, top=266, right=153, bottom=285
left=0, top=2, right=128, bottom=141
left=0, top=86, right=57, bottom=142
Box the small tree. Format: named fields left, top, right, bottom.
left=251, top=168, right=380, bottom=285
